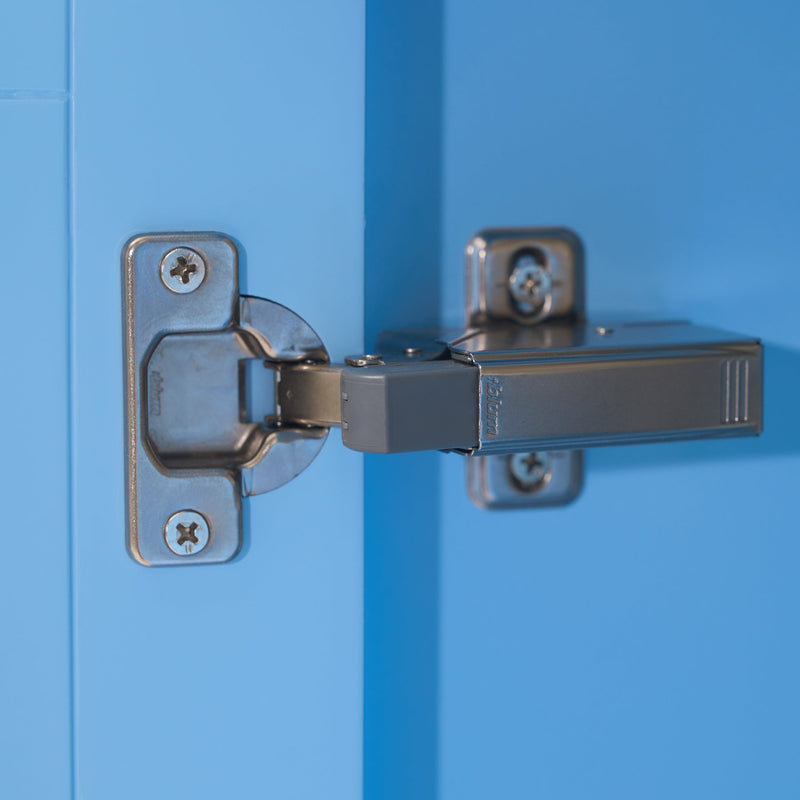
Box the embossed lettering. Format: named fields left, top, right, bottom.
left=484, top=376, right=502, bottom=436
left=150, top=370, right=164, bottom=417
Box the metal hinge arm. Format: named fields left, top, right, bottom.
left=276, top=322, right=762, bottom=455
left=280, top=359, right=479, bottom=453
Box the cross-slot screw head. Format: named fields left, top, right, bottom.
left=164, top=510, right=211, bottom=556
left=160, top=247, right=207, bottom=294
left=508, top=452, right=553, bottom=493
left=509, top=251, right=552, bottom=315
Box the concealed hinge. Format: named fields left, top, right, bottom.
left=123, top=229, right=763, bottom=565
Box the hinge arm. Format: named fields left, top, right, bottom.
left=280, top=359, right=479, bottom=453
left=277, top=321, right=762, bottom=456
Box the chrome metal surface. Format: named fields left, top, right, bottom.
left=124, top=233, right=330, bottom=566
left=468, top=451, right=584, bottom=510
left=340, top=361, right=478, bottom=454
left=235, top=296, right=331, bottom=497
left=240, top=426, right=330, bottom=497
left=508, top=253, right=553, bottom=316
left=508, top=452, right=553, bottom=492
left=239, top=295, right=328, bottom=363
left=164, top=510, right=210, bottom=556
left=450, top=321, right=763, bottom=454
left=280, top=364, right=344, bottom=426
left=311, top=320, right=763, bottom=458
left=159, top=246, right=207, bottom=294
left=346, top=354, right=385, bottom=367
left=125, top=233, right=242, bottom=566
left=146, top=330, right=268, bottom=467
left=374, top=328, right=451, bottom=363
left=465, top=227, right=584, bottom=326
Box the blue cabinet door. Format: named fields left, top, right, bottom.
left=3, top=1, right=365, bottom=798
left=0, top=15, right=70, bottom=796
left=71, top=2, right=365, bottom=797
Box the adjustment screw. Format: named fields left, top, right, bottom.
left=509, top=252, right=552, bottom=315
left=160, top=247, right=207, bottom=294
left=164, top=510, right=210, bottom=556
left=508, top=452, right=553, bottom=493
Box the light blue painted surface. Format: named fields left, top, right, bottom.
left=0, top=100, right=71, bottom=799
left=0, top=0, right=67, bottom=92
left=438, top=1, right=800, bottom=797
left=0, top=7, right=71, bottom=798
left=72, top=1, right=364, bottom=798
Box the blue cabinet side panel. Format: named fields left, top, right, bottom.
left=0, top=101, right=71, bottom=798
left=0, top=0, right=67, bottom=92
left=439, top=1, right=800, bottom=798
left=72, top=1, right=364, bottom=798
left=364, top=2, right=444, bottom=799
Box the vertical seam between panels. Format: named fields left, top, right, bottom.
left=67, top=0, right=77, bottom=795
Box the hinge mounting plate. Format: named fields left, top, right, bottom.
left=124, top=233, right=330, bottom=565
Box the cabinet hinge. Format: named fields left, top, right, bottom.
left=123, top=229, right=763, bottom=565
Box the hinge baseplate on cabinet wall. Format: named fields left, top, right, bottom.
left=123, top=229, right=763, bottom=566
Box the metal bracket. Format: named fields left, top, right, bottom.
left=124, top=233, right=331, bottom=565
left=463, top=227, right=586, bottom=508
left=124, top=228, right=763, bottom=565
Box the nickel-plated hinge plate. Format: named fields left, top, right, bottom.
left=124, top=233, right=331, bottom=565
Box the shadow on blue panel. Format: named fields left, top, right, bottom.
left=364, top=0, right=443, bottom=798
left=364, top=453, right=440, bottom=799
left=594, top=343, right=800, bottom=471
